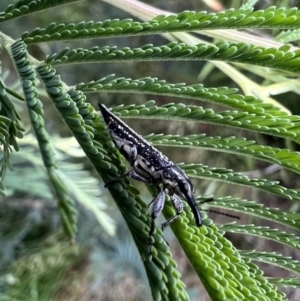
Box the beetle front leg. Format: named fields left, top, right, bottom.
left=147, top=189, right=165, bottom=252
left=147, top=185, right=162, bottom=209
left=128, top=170, right=153, bottom=183
left=105, top=169, right=153, bottom=187
left=104, top=171, right=130, bottom=187
left=161, top=194, right=184, bottom=232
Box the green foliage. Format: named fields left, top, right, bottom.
left=3, top=241, right=83, bottom=301
left=220, top=223, right=300, bottom=250
left=113, top=102, right=300, bottom=142
left=146, top=134, right=300, bottom=174
left=204, top=197, right=300, bottom=231
left=181, top=163, right=300, bottom=203
left=1, top=1, right=300, bottom=301
left=0, top=0, right=81, bottom=22
left=20, top=7, right=300, bottom=44
left=0, top=78, right=24, bottom=195
left=12, top=39, right=77, bottom=240
left=36, top=66, right=189, bottom=301
left=77, top=76, right=288, bottom=116
left=240, top=250, right=300, bottom=275
left=276, top=29, right=300, bottom=43
left=43, top=42, right=300, bottom=73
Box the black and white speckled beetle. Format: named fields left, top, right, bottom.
left=98, top=103, right=202, bottom=245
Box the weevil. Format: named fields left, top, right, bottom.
left=98, top=103, right=202, bottom=247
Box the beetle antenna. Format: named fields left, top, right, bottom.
left=201, top=209, right=240, bottom=220
left=198, top=197, right=214, bottom=204
left=198, top=198, right=240, bottom=219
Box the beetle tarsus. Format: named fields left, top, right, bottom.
left=104, top=172, right=129, bottom=188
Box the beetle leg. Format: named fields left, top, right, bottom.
left=105, top=169, right=153, bottom=187
left=147, top=189, right=165, bottom=251
left=128, top=170, right=153, bottom=183
left=105, top=171, right=130, bottom=187
left=161, top=194, right=184, bottom=232
left=147, top=185, right=161, bottom=209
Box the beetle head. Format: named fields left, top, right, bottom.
left=162, top=166, right=202, bottom=227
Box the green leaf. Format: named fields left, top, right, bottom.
left=201, top=196, right=300, bottom=231
left=240, top=250, right=300, bottom=275
left=146, top=134, right=300, bottom=174
left=22, top=7, right=300, bottom=43
left=36, top=64, right=189, bottom=301
left=77, top=76, right=288, bottom=117
left=0, top=0, right=81, bottom=22
left=11, top=40, right=77, bottom=240
left=182, top=163, right=300, bottom=204
left=220, top=223, right=300, bottom=250
left=113, top=102, right=300, bottom=143
left=43, top=42, right=300, bottom=73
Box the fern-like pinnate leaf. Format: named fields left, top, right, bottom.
left=220, top=223, right=300, bottom=251
left=76, top=76, right=288, bottom=117
left=240, top=250, right=300, bottom=275
left=35, top=59, right=289, bottom=301
left=161, top=202, right=285, bottom=301
left=21, top=7, right=300, bottom=44
left=44, top=42, right=300, bottom=73
left=3, top=2, right=300, bottom=300
left=200, top=196, right=300, bottom=231
left=0, top=0, right=81, bottom=22
left=276, top=29, right=300, bottom=43
left=182, top=163, right=300, bottom=203
left=268, top=278, right=300, bottom=289
left=0, top=76, right=24, bottom=196
left=36, top=62, right=189, bottom=301
left=146, top=134, right=300, bottom=174
left=112, top=102, right=300, bottom=142
left=11, top=40, right=77, bottom=240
